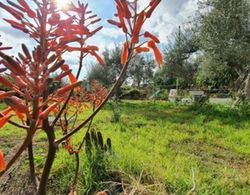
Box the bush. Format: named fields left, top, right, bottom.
left=110, top=100, right=121, bottom=123
left=120, top=87, right=147, bottom=100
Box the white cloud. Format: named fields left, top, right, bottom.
left=100, top=27, right=123, bottom=40
left=138, top=0, right=199, bottom=45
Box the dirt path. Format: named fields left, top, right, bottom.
left=0, top=140, right=37, bottom=195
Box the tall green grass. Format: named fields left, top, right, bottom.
left=1, top=101, right=250, bottom=194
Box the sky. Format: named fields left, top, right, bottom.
left=84, top=0, right=199, bottom=49
left=0, top=0, right=199, bottom=78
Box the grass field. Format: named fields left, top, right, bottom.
left=0, top=101, right=250, bottom=194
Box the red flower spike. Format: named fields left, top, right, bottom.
left=117, top=6, right=127, bottom=33
left=132, top=11, right=145, bottom=43
left=114, top=0, right=123, bottom=10
left=15, top=110, right=24, bottom=121
left=3, top=19, right=25, bottom=30
left=120, top=0, right=132, bottom=19
left=9, top=74, right=27, bottom=88
left=48, top=60, right=65, bottom=73
left=0, top=41, right=12, bottom=51
left=88, top=14, right=97, bottom=19
left=0, top=2, right=24, bottom=20
left=90, top=26, right=103, bottom=35
left=0, top=114, right=12, bottom=128
left=0, top=68, right=7, bottom=73
left=48, top=13, right=60, bottom=26
left=148, top=41, right=163, bottom=66
left=90, top=51, right=104, bottom=65
left=21, top=44, right=32, bottom=60
left=0, top=47, right=12, bottom=51
left=18, top=53, right=27, bottom=63
left=144, top=31, right=160, bottom=43
left=121, top=41, right=129, bottom=65
left=1, top=107, right=13, bottom=116
left=135, top=47, right=150, bottom=53
left=39, top=103, right=58, bottom=120
left=33, top=46, right=42, bottom=64
left=61, top=64, right=70, bottom=71
left=11, top=24, right=28, bottom=33
left=6, top=0, right=25, bottom=12
left=0, top=91, right=16, bottom=100
left=91, top=18, right=101, bottom=24
left=45, top=54, right=57, bottom=66
left=0, top=52, right=26, bottom=75
left=18, top=0, right=36, bottom=18
left=0, top=76, right=14, bottom=88
left=56, top=81, right=82, bottom=96
left=86, top=46, right=99, bottom=51
left=5, top=96, right=29, bottom=115
left=107, top=19, right=122, bottom=28
left=0, top=150, right=6, bottom=172
left=55, top=70, right=72, bottom=81
left=68, top=73, right=77, bottom=84
left=146, top=0, right=161, bottom=18
left=67, top=47, right=88, bottom=52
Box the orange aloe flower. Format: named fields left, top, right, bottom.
left=68, top=73, right=77, bottom=84
left=18, top=0, right=36, bottom=18
left=107, top=19, right=122, bottom=28
left=0, top=91, right=16, bottom=100
left=0, top=76, right=14, bottom=88
left=148, top=41, right=163, bottom=66
left=0, top=114, right=12, bottom=128
left=144, top=31, right=160, bottom=43
left=120, top=0, right=132, bottom=19
left=39, top=103, right=59, bottom=120
left=0, top=52, right=26, bottom=75
left=90, top=51, right=104, bottom=65
left=0, top=150, right=6, bottom=172
left=117, top=6, right=128, bottom=33
left=0, top=2, right=24, bottom=20
left=135, top=47, right=150, bottom=53
left=5, top=96, right=29, bottom=115
left=15, top=110, right=24, bottom=121
left=146, top=0, right=161, bottom=18
left=132, top=11, right=145, bottom=43
left=55, top=70, right=72, bottom=81
left=1, top=107, right=13, bottom=116
left=56, top=81, right=82, bottom=96
left=121, top=41, right=129, bottom=65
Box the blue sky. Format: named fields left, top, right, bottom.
left=0, top=0, right=199, bottom=78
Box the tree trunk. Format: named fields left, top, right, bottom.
left=244, top=74, right=250, bottom=99
left=27, top=142, right=36, bottom=186
left=38, top=126, right=56, bottom=195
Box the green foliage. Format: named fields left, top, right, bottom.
left=109, top=100, right=121, bottom=123
left=151, top=89, right=169, bottom=100
left=1, top=101, right=250, bottom=194
left=88, top=46, right=123, bottom=88
left=83, top=130, right=112, bottom=194
left=128, top=55, right=155, bottom=88
left=196, top=56, right=238, bottom=89
left=154, top=27, right=199, bottom=90
left=119, top=86, right=147, bottom=100
left=155, top=0, right=250, bottom=92
left=88, top=46, right=155, bottom=90
left=197, top=0, right=250, bottom=89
